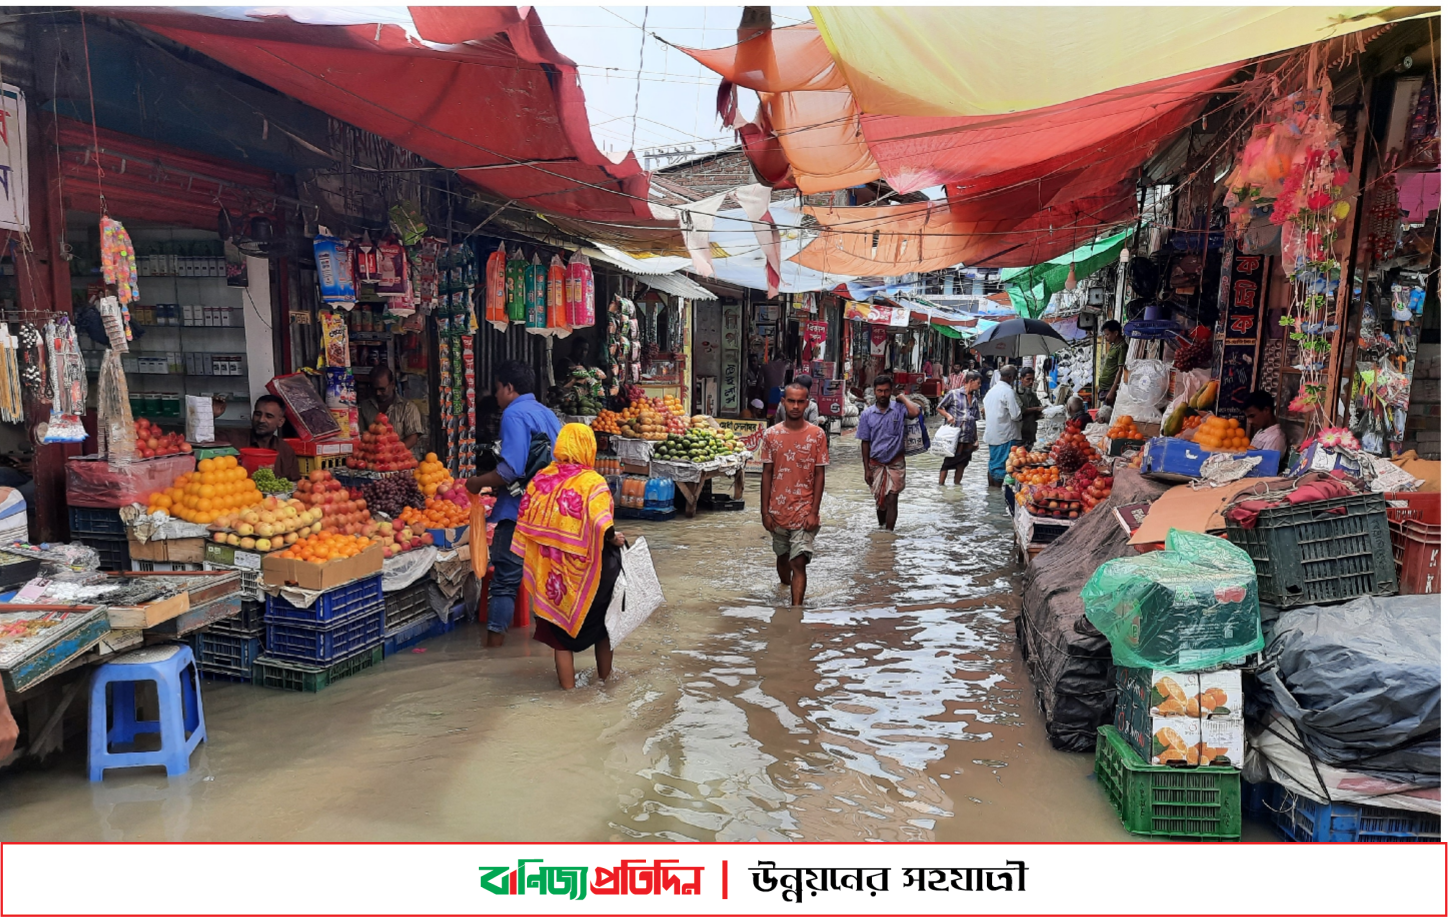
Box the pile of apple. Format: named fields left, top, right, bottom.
left=295, top=469, right=373, bottom=536
left=1074, top=464, right=1114, bottom=512
left=349, top=413, right=418, bottom=471
left=1027, top=485, right=1085, bottom=520
left=365, top=517, right=435, bottom=559
left=132, top=418, right=192, bottom=458
left=210, top=495, right=323, bottom=553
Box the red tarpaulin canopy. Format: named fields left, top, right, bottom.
left=110, top=7, right=669, bottom=225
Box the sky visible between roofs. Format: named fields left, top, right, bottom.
left=537, top=6, right=812, bottom=164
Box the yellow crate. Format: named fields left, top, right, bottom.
left=297, top=453, right=348, bottom=475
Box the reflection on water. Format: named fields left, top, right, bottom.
left=0, top=436, right=1141, bottom=843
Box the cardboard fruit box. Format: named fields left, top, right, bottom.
left=127, top=537, right=207, bottom=564
left=1115, top=667, right=1244, bottom=768
left=262, top=541, right=384, bottom=592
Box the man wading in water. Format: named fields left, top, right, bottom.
left=855, top=373, right=921, bottom=531
left=760, top=381, right=829, bottom=605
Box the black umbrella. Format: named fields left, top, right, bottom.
left=969, top=317, right=1068, bottom=358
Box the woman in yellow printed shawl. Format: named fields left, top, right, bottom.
left=512, top=423, right=625, bottom=688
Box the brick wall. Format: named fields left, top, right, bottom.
left=1404, top=342, right=1441, bottom=459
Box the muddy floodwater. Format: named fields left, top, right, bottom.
left=3, top=434, right=1261, bottom=842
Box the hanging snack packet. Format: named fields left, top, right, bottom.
left=313, top=233, right=357, bottom=304
left=376, top=239, right=407, bottom=297
left=505, top=249, right=527, bottom=324
left=525, top=254, right=548, bottom=333
left=320, top=312, right=350, bottom=367
left=566, top=251, right=595, bottom=329
left=546, top=254, right=569, bottom=338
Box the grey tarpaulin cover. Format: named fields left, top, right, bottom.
left=1254, top=594, right=1440, bottom=786
left=1017, top=470, right=1170, bottom=751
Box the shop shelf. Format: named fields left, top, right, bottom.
left=189, top=629, right=263, bottom=672
left=1224, top=493, right=1397, bottom=608
left=1253, top=782, right=1441, bottom=843
left=68, top=506, right=126, bottom=538
left=251, top=645, right=384, bottom=692
left=264, top=605, right=384, bottom=664
left=265, top=573, right=384, bottom=625
left=1094, top=726, right=1241, bottom=840
left=77, top=537, right=131, bottom=572
left=383, top=578, right=432, bottom=631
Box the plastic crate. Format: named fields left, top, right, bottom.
left=265, top=573, right=384, bottom=625
left=1386, top=493, right=1441, bottom=595
left=264, top=606, right=384, bottom=664
left=382, top=613, right=456, bottom=657
left=1255, top=782, right=1441, bottom=843
left=203, top=560, right=263, bottom=603
left=1224, top=492, right=1397, bottom=608
left=384, top=578, right=432, bottom=631
left=211, top=600, right=266, bottom=636
left=78, top=536, right=131, bottom=572
left=68, top=506, right=126, bottom=538
left=251, top=645, right=384, bottom=692
left=297, top=453, right=348, bottom=476
left=199, top=668, right=251, bottom=683
left=1094, top=726, right=1241, bottom=840
left=190, top=629, right=263, bottom=672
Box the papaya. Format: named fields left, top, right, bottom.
left=1192, top=380, right=1219, bottom=410
left=1163, top=403, right=1189, bottom=436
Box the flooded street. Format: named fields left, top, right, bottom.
left=1, top=434, right=1139, bottom=843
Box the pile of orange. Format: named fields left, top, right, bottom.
left=1107, top=415, right=1143, bottom=440
left=147, top=455, right=264, bottom=524
left=272, top=531, right=373, bottom=563
left=1177, top=415, right=1203, bottom=438
left=414, top=452, right=453, bottom=497
left=1194, top=416, right=1251, bottom=451
left=1015, top=466, right=1059, bottom=486
left=397, top=499, right=468, bottom=530
left=591, top=408, right=624, bottom=435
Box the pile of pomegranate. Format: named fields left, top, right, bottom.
left=350, top=414, right=418, bottom=471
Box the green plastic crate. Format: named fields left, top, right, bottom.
left=1095, top=726, right=1241, bottom=840
left=1224, top=492, right=1397, bottom=608
left=251, top=645, right=383, bottom=692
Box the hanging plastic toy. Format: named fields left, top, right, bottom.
left=524, top=254, right=548, bottom=334
left=100, top=216, right=140, bottom=306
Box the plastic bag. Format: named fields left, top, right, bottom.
left=1113, top=357, right=1172, bottom=422
left=469, top=495, right=490, bottom=580
left=928, top=423, right=960, bottom=457
left=1082, top=528, right=1263, bottom=670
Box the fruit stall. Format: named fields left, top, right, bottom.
left=1003, top=417, right=1114, bottom=562
left=591, top=392, right=750, bottom=520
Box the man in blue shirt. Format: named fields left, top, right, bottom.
left=467, top=359, right=561, bottom=646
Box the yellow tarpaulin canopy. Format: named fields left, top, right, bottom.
left=810, top=6, right=1435, bottom=117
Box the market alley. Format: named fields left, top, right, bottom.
left=0, top=436, right=1152, bottom=843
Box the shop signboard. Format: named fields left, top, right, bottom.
left=0, top=86, right=29, bottom=233
left=1212, top=240, right=1266, bottom=420
left=717, top=418, right=766, bottom=472
left=804, top=320, right=828, bottom=347
left=721, top=301, right=743, bottom=416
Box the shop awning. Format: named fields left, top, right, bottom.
left=932, top=323, right=963, bottom=339
left=581, top=245, right=717, bottom=301
left=1000, top=232, right=1131, bottom=319
left=809, top=6, right=1429, bottom=117
left=110, top=7, right=668, bottom=225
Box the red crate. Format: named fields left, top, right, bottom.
left=1386, top=492, right=1441, bottom=594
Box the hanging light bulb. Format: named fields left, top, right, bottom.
left=1064, top=262, right=1077, bottom=291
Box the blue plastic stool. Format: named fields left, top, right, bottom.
left=88, top=644, right=206, bottom=781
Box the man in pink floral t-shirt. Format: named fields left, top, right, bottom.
left=760, top=381, right=830, bottom=605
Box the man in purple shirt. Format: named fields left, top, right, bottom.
left=855, top=373, right=921, bottom=531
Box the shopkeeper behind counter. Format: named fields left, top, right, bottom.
left=359, top=365, right=425, bottom=459
left=218, top=394, right=301, bottom=481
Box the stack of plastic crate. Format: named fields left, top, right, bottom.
left=252, top=573, right=385, bottom=690
left=68, top=507, right=130, bottom=571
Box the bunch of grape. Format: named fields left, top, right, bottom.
left=362, top=474, right=426, bottom=518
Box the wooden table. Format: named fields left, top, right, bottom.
left=673, top=467, right=746, bottom=518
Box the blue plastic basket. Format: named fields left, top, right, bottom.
left=265, top=574, right=384, bottom=625
left=1256, top=783, right=1441, bottom=842
left=69, top=506, right=126, bottom=538
left=264, top=604, right=384, bottom=664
